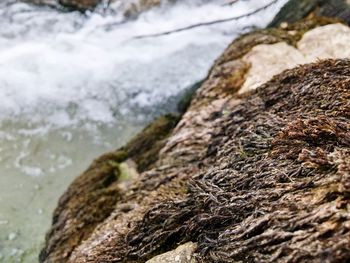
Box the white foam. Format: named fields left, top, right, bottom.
left=0, top=0, right=287, bottom=127
left=0, top=1, right=288, bottom=261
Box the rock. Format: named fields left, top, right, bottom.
left=239, top=23, right=350, bottom=93
left=119, top=59, right=350, bottom=263
left=39, top=151, right=123, bottom=263
left=123, top=114, right=180, bottom=172
left=58, top=0, right=101, bottom=10
left=239, top=42, right=305, bottom=93
left=298, top=23, right=350, bottom=60
left=39, top=114, right=179, bottom=263
left=269, top=0, right=350, bottom=27
left=21, top=0, right=99, bottom=10
left=117, top=0, right=162, bottom=17
left=24, top=0, right=168, bottom=13
left=176, top=80, right=204, bottom=114
left=146, top=242, right=197, bottom=263
left=41, top=9, right=350, bottom=263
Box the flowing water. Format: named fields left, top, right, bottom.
left=0, top=0, right=287, bottom=262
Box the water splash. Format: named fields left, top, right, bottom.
left=0, top=0, right=287, bottom=262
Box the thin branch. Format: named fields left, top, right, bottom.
left=224, top=0, right=251, bottom=6
left=133, top=0, right=279, bottom=39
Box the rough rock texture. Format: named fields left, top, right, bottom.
left=240, top=42, right=305, bottom=93
left=133, top=58, right=349, bottom=262
left=40, top=0, right=350, bottom=259
left=40, top=114, right=179, bottom=263
left=41, top=13, right=350, bottom=262
left=145, top=242, right=197, bottom=263
left=240, top=23, right=350, bottom=93
left=269, top=0, right=350, bottom=27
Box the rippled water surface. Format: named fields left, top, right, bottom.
left=0, top=0, right=287, bottom=261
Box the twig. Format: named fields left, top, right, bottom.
left=224, top=0, right=251, bottom=6
left=133, top=0, right=279, bottom=39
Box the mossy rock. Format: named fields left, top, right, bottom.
left=177, top=80, right=204, bottom=114
left=123, top=113, right=180, bottom=172
left=215, top=15, right=341, bottom=68
left=126, top=59, right=350, bottom=263
left=269, top=0, right=350, bottom=27
left=41, top=4, right=350, bottom=262
left=40, top=152, right=122, bottom=262
left=40, top=113, right=180, bottom=262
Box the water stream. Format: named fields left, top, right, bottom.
left=0, top=0, right=287, bottom=262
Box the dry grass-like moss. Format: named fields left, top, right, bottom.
left=125, top=59, right=350, bottom=262
left=41, top=15, right=350, bottom=263
left=39, top=114, right=180, bottom=262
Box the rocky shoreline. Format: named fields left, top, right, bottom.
left=40, top=1, right=350, bottom=262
